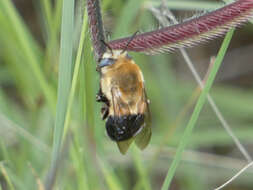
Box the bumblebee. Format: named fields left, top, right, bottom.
left=96, top=50, right=151, bottom=154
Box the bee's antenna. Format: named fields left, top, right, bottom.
left=121, top=31, right=139, bottom=54
left=100, top=40, right=113, bottom=55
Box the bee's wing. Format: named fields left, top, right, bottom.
left=111, top=87, right=134, bottom=154
left=111, top=87, right=131, bottom=116
left=134, top=123, right=151, bottom=150
left=135, top=87, right=152, bottom=150
left=117, top=138, right=134, bottom=155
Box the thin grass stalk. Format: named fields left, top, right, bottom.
left=161, top=30, right=235, bottom=190
left=214, top=162, right=253, bottom=190
left=45, top=0, right=74, bottom=189
left=150, top=5, right=252, bottom=162
left=177, top=48, right=252, bottom=162
left=143, top=58, right=215, bottom=174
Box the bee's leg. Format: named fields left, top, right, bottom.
left=96, top=88, right=110, bottom=120
left=96, top=88, right=108, bottom=104
left=101, top=104, right=109, bottom=120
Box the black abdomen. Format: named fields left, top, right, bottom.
left=106, top=114, right=144, bottom=141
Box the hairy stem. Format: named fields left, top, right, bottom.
left=108, top=0, right=253, bottom=54
left=87, top=0, right=106, bottom=61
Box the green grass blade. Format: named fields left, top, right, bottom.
left=63, top=9, right=88, bottom=139
left=98, top=157, right=123, bottom=190
left=45, top=0, right=74, bottom=188
left=39, top=0, right=53, bottom=35
left=53, top=0, right=63, bottom=35
left=70, top=133, right=90, bottom=190
left=132, top=146, right=152, bottom=190
left=83, top=36, right=97, bottom=140
left=161, top=29, right=235, bottom=190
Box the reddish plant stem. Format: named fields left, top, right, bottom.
left=87, top=0, right=106, bottom=61
left=108, top=0, right=253, bottom=54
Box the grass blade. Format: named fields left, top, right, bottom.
left=98, top=157, right=123, bottom=190
left=161, top=29, right=235, bottom=190
left=39, top=0, right=53, bottom=35
left=0, top=163, right=15, bottom=190
left=63, top=9, right=88, bottom=140
left=132, top=146, right=152, bottom=190
left=45, top=0, right=74, bottom=189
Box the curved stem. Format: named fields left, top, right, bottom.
left=87, top=0, right=106, bottom=61
left=108, top=0, right=253, bottom=54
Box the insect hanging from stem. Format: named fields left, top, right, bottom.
left=87, top=0, right=253, bottom=154
left=96, top=36, right=151, bottom=154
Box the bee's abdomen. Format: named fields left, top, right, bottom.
left=106, top=114, right=144, bottom=141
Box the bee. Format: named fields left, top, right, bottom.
left=96, top=47, right=151, bottom=154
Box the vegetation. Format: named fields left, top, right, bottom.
left=0, top=0, right=253, bottom=189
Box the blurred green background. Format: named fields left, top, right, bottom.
left=0, top=0, right=253, bottom=189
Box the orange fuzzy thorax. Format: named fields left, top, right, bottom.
left=100, top=53, right=145, bottom=116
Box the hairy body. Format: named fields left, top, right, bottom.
left=96, top=50, right=151, bottom=154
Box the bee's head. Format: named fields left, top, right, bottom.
left=96, top=50, right=131, bottom=72
left=97, top=34, right=137, bottom=72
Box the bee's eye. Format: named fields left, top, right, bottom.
left=98, top=58, right=115, bottom=69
